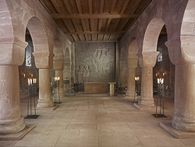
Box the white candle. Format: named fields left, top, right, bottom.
left=157, top=78, right=160, bottom=84
left=161, top=78, right=164, bottom=84
left=33, top=78, right=37, bottom=84
left=28, top=78, right=32, bottom=86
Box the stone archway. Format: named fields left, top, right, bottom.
left=25, top=17, right=53, bottom=108
left=143, top=18, right=165, bottom=52
left=26, top=17, right=50, bottom=53
left=141, top=18, right=168, bottom=106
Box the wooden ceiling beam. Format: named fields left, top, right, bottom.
left=98, top=0, right=104, bottom=40
left=64, top=31, right=125, bottom=35
left=75, top=0, right=87, bottom=40
left=88, top=0, right=93, bottom=40
left=52, top=13, right=137, bottom=19
left=102, top=0, right=118, bottom=40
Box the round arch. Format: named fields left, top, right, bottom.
left=180, top=0, right=195, bottom=63
left=143, top=18, right=166, bottom=52
left=25, top=16, right=49, bottom=53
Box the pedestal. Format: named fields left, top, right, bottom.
left=109, top=82, right=116, bottom=96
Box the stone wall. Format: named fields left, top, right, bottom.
left=75, top=42, right=116, bottom=83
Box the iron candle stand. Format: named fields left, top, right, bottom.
left=153, top=78, right=166, bottom=118
left=25, top=78, right=39, bottom=119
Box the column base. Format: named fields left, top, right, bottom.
left=0, top=117, right=25, bottom=134
left=160, top=121, right=195, bottom=139
left=37, top=98, right=54, bottom=108
left=141, top=98, right=154, bottom=106
left=125, top=93, right=134, bottom=101
left=0, top=124, right=35, bottom=140
left=172, top=116, right=195, bottom=132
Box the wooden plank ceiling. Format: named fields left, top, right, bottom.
left=39, top=0, right=152, bottom=42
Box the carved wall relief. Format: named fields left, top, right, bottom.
left=75, top=42, right=115, bottom=83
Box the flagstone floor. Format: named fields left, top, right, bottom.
left=0, top=96, right=195, bottom=147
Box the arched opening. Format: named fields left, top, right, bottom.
left=153, top=26, right=175, bottom=117
left=63, top=48, right=71, bottom=94
left=142, top=18, right=175, bottom=117
left=19, top=29, right=39, bottom=117
left=19, top=16, right=49, bottom=116
left=25, top=17, right=49, bottom=53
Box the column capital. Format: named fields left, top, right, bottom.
left=140, top=51, right=159, bottom=67
left=165, top=38, right=182, bottom=65
left=33, top=51, right=53, bottom=69
left=0, top=37, right=27, bottom=65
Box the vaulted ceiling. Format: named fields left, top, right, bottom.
left=39, top=0, right=152, bottom=42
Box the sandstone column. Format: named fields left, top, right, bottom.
left=0, top=39, right=27, bottom=134
left=53, top=56, right=64, bottom=101
left=33, top=52, right=53, bottom=108
left=166, top=38, right=195, bottom=131
left=140, top=51, right=158, bottom=106
left=161, top=38, right=195, bottom=132
left=172, top=63, right=195, bottom=131
left=126, top=57, right=137, bottom=100
left=37, top=68, right=53, bottom=107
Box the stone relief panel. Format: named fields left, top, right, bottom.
left=75, top=42, right=115, bottom=83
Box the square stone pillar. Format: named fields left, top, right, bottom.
left=126, top=68, right=136, bottom=99
left=126, top=57, right=137, bottom=100
left=54, top=70, right=64, bottom=100
left=53, top=56, right=64, bottom=100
